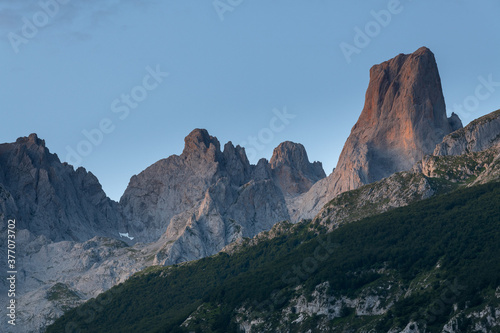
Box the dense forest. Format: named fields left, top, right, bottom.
left=48, top=181, right=500, bottom=332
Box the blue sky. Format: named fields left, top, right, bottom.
left=1, top=0, right=500, bottom=201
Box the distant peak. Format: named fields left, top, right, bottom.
left=16, top=133, right=46, bottom=147
left=330, top=46, right=456, bottom=194
left=183, top=128, right=221, bottom=155
left=413, top=46, right=433, bottom=56
left=270, top=141, right=307, bottom=168
left=270, top=141, right=325, bottom=176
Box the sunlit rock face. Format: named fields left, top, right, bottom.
left=120, top=129, right=325, bottom=264
left=291, top=47, right=462, bottom=221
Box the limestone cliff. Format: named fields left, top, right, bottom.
left=120, top=129, right=325, bottom=264
left=292, top=47, right=463, bottom=221
left=434, top=109, right=500, bottom=156
left=0, top=134, right=127, bottom=242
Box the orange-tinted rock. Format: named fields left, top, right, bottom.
left=333, top=47, right=461, bottom=191
left=292, top=47, right=463, bottom=221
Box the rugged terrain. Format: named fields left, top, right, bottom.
left=291, top=47, right=463, bottom=221
left=47, top=181, right=500, bottom=333
left=0, top=131, right=326, bottom=333
left=0, top=134, right=128, bottom=243
left=1, top=47, right=499, bottom=333
left=120, top=129, right=325, bottom=265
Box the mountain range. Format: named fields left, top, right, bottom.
left=1, top=47, right=499, bottom=333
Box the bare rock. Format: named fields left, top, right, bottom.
left=0, top=134, right=127, bottom=242
left=292, top=47, right=462, bottom=220
left=120, top=129, right=324, bottom=264
left=333, top=47, right=459, bottom=191
left=270, top=141, right=326, bottom=196
left=434, top=109, right=500, bottom=156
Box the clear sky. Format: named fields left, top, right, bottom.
left=2, top=0, right=500, bottom=201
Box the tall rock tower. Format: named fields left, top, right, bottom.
left=293, top=47, right=463, bottom=220
left=331, top=47, right=462, bottom=192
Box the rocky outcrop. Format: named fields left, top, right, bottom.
left=119, top=129, right=227, bottom=243
left=332, top=47, right=460, bottom=192
left=270, top=141, right=325, bottom=196
left=314, top=137, right=500, bottom=231
left=120, top=129, right=325, bottom=264
left=292, top=47, right=463, bottom=221
left=0, top=134, right=127, bottom=242
left=434, top=109, right=500, bottom=156
left=6, top=230, right=151, bottom=333
left=0, top=131, right=326, bottom=331
left=416, top=143, right=500, bottom=182
left=313, top=172, right=438, bottom=229
left=234, top=280, right=397, bottom=332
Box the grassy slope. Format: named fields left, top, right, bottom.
left=47, top=181, right=500, bottom=333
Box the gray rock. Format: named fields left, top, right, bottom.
left=0, top=134, right=128, bottom=243
left=3, top=231, right=151, bottom=333
left=270, top=141, right=326, bottom=197
left=434, top=109, right=500, bottom=156
left=121, top=130, right=324, bottom=264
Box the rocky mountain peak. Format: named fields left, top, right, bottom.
left=270, top=141, right=308, bottom=168
left=357, top=46, right=448, bottom=132
left=448, top=112, right=463, bottom=132
left=15, top=133, right=46, bottom=147
left=183, top=128, right=221, bottom=156
left=0, top=134, right=127, bottom=243
left=335, top=46, right=461, bottom=190
left=291, top=47, right=463, bottom=221
left=269, top=141, right=326, bottom=196
left=222, top=141, right=251, bottom=186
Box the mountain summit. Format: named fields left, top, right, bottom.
left=0, top=133, right=126, bottom=242
left=120, top=129, right=324, bottom=263
left=293, top=47, right=463, bottom=220
left=333, top=46, right=462, bottom=191
left=270, top=141, right=325, bottom=196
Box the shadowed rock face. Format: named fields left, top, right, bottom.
left=0, top=134, right=127, bottom=242
left=270, top=141, right=326, bottom=196
left=292, top=47, right=463, bottom=221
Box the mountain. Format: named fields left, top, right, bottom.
left=270, top=141, right=326, bottom=196
left=120, top=128, right=325, bottom=264
left=0, top=131, right=325, bottom=332
left=0, top=133, right=127, bottom=242
left=3, top=47, right=499, bottom=333
left=20, top=104, right=499, bottom=332
left=313, top=109, right=500, bottom=231
left=334, top=47, right=461, bottom=188
left=47, top=181, right=500, bottom=333
left=43, top=106, right=500, bottom=333
left=434, top=109, right=500, bottom=156
left=292, top=47, right=463, bottom=221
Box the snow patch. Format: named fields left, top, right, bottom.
left=119, top=232, right=134, bottom=240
